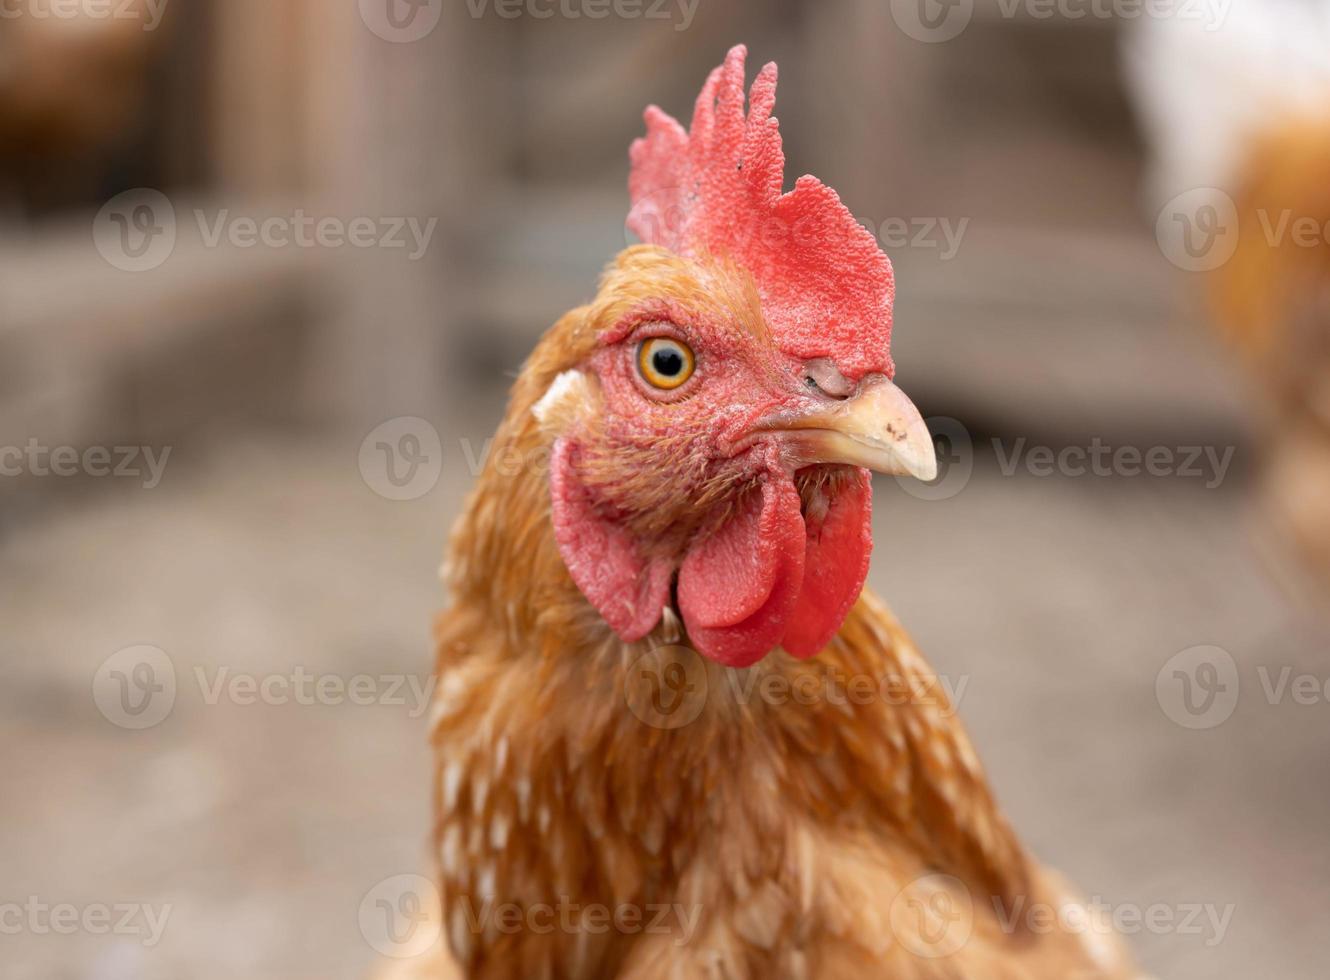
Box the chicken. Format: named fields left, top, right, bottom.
left=1215, top=117, right=1330, bottom=587
left=411, top=46, right=1139, bottom=980
left=1125, top=4, right=1330, bottom=590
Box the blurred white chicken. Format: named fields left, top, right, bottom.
left=1124, top=1, right=1330, bottom=590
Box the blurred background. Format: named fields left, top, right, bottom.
left=2, top=1, right=1328, bottom=978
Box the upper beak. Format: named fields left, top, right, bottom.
left=759, top=375, right=938, bottom=481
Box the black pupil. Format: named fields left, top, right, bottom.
left=652, top=347, right=684, bottom=377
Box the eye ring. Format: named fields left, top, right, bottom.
left=637, top=337, right=696, bottom=391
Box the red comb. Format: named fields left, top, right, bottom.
left=628, top=45, right=894, bottom=380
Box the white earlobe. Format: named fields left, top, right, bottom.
left=533, top=369, right=594, bottom=436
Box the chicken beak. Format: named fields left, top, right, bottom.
left=764, top=375, right=938, bottom=481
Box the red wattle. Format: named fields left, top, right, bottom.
left=677, top=478, right=806, bottom=667
left=550, top=439, right=672, bottom=642
left=552, top=439, right=873, bottom=666
left=781, top=470, right=873, bottom=658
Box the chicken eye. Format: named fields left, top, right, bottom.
left=637, top=337, right=696, bottom=390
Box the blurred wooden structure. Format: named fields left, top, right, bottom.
left=0, top=0, right=1215, bottom=511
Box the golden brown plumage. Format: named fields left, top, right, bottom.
left=377, top=247, right=1143, bottom=979
left=1212, top=116, right=1330, bottom=412
left=1210, top=115, right=1330, bottom=588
